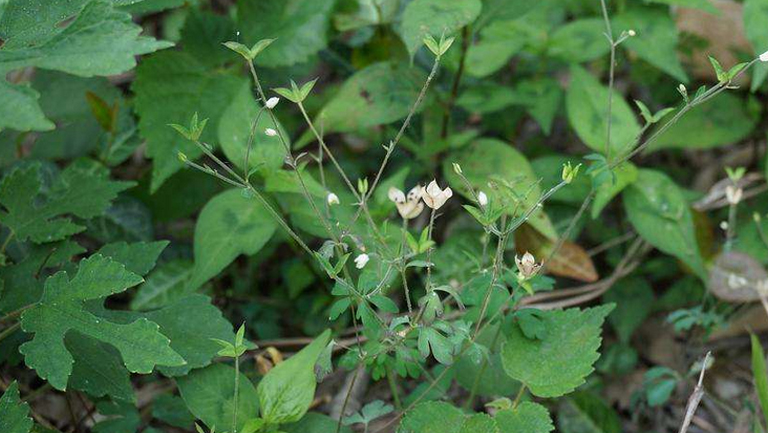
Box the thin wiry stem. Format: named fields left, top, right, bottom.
left=599, top=0, right=616, bottom=160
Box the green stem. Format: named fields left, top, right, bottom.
left=0, top=322, right=20, bottom=343
left=233, top=355, right=240, bottom=433
left=1, top=230, right=15, bottom=255
left=386, top=365, right=402, bottom=410
left=512, top=384, right=527, bottom=409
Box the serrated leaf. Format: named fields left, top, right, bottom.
left=67, top=333, right=135, bottom=403
left=0, top=382, right=33, bottom=433
left=399, top=401, right=466, bottom=433
left=0, top=161, right=133, bottom=243
left=566, top=65, right=641, bottom=156
left=258, top=330, right=331, bottom=424
left=623, top=169, right=706, bottom=279
left=238, top=0, right=335, bottom=67
left=19, top=254, right=185, bottom=390
left=132, top=50, right=245, bottom=191
left=187, top=189, right=277, bottom=291
left=177, top=363, right=259, bottom=433
left=494, top=402, right=554, bottom=433
left=399, top=0, right=481, bottom=58
left=501, top=305, right=614, bottom=398
left=97, top=241, right=168, bottom=276
left=0, top=80, right=53, bottom=131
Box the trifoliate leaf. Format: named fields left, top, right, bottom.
left=132, top=50, right=245, bottom=191
left=177, top=363, right=259, bottom=433
left=187, top=189, right=277, bottom=291
left=501, top=305, right=614, bottom=398
left=19, top=254, right=185, bottom=390
left=258, top=330, right=331, bottom=424
left=494, top=402, right=554, bottom=433
left=0, top=382, right=33, bottom=433
left=399, top=0, right=481, bottom=58
left=0, top=162, right=133, bottom=243
left=238, top=0, right=336, bottom=67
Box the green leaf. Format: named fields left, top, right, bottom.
left=129, top=260, right=193, bottom=311
left=258, top=329, right=331, bottom=424
left=0, top=161, right=133, bottom=243
left=0, top=382, right=33, bottom=433
left=218, top=82, right=288, bottom=175
left=614, top=9, right=688, bottom=82
left=284, top=413, right=352, bottom=433
left=494, top=402, right=554, bottom=433
left=97, top=241, right=168, bottom=276
left=461, top=19, right=530, bottom=77
left=67, top=333, right=135, bottom=403
left=0, top=80, right=53, bottom=131
left=744, top=0, right=768, bottom=91
left=566, top=65, right=641, bottom=156
left=460, top=414, right=499, bottom=433
left=591, top=162, right=638, bottom=218
left=177, top=363, right=259, bottom=433
left=454, top=324, right=520, bottom=398
left=646, top=0, right=718, bottom=13
left=180, top=10, right=238, bottom=68
left=92, top=400, right=140, bottom=433
left=238, top=0, right=335, bottom=67
left=623, top=169, right=706, bottom=279
left=187, top=189, right=277, bottom=290
left=557, top=391, right=621, bottom=433
left=501, top=305, right=614, bottom=398
left=317, top=62, right=424, bottom=134
left=19, top=254, right=185, bottom=390
left=751, top=334, right=768, bottom=430
left=602, top=278, right=654, bottom=343
left=548, top=19, right=609, bottom=63
left=443, top=138, right=557, bottom=240
left=399, top=401, right=466, bottom=433
left=400, top=0, right=482, bottom=58
left=132, top=50, right=245, bottom=191
left=152, top=394, right=194, bottom=429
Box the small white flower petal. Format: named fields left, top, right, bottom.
left=265, top=128, right=277, bottom=137
left=327, top=192, right=340, bottom=205
left=477, top=191, right=488, bottom=206
left=354, top=253, right=369, bottom=269
left=761, top=50, right=768, bottom=62
left=388, top=187, right=406, bottom=204
left=265, top=97, right=280, bottom=109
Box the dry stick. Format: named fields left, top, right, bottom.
left=679, top=352, right=712, bottom=433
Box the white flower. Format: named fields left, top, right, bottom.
left=719, top=221, right=729, bottom=231
left=388, top=185, right=424, bottom=219
left=477, top=191, right=488, bottom=207
left=725, top=185, right=743, bottom=205
left=265, top=97, right=280, bottom=109
left=760, top=50, right=768, bottom=62
left=515, top=251, right=540, bottom=279
left=265, top=128, right=277, bottom=137
left=326, top=192, right=339, bottom=206
left=422, top=180, right=453, bottom=210
left=628, top=29, right=636, bottom=37
left=354, top=253, right=369, bottom=269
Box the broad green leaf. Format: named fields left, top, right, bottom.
left=494, top=402, right=554, bottom=433
left=284, top=412, right=352, bottom=433
left=180, top=9, right=238, bottom=68
left=603, top=278, right=654, bottom=343
left=130, top=260, right=194, bottom=311
left=0, top=0, right=91, bottom=47
left=751, top=334, right=768, bottom=430
left=142, top=295, right=237, bottom=376
left=590, top=162, right=638, bottom=218
left=548, top=19, right=609, bottom=63
left=258, top=329, right=331, bottom=424
left=400, top=0, right=482, bottom=58
left=443, top=138, right=557, bottom=240
left=0, top=80, right=53, bottom=131
left=92, top=400, right=140, bottom=433
left=614, top=9, right=688, bottom=83
left=177, top=363, right=259, bottom=433
left=0, top=1, right=171, bottom=76
left=455, top=325, right=520, bottom=398
left=0, top=161, right=133, bottom=243
left=647, top=93, right=759, bottom=151
left=399, top=401, right=465, bottom=433
left=218, top=82, right=287, bottom=175
left=744, top=0, right=768, bottom=91
left=238, top=0, right=336, bottom=67
left=67, top=334, right=135, bottom=403
left=557, top=391, right=621, bottom=433
left=501, top=305, right=613, bottom=398
left=566, top=65, right=641, bottom=155
left=19, top=254, right=185, bottom=390
left=0, top=240, right=84, bottom=314
left=623, top=169, right=706, bottom=279
left=318, top=62, right=424, bottom=134
left=0, top=382, right=33, bottom=433
left=460, top=414, right=498, bottom=433
left=132, top=50, right=245, bottom=191
left=97, top=241, right=168, bottom=276
left=152, top=394, right=194, bottom=429
left=187, top=189, right=277, bottom=291
left=462, top=19, right=530, bottom=77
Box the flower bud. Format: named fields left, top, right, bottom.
left=477, top=191, right=488, bottom=206
left=265, top=97, right=280, bottom=109
left=327, top=192, right=340, bottom=206
left=265, top=128, right=277, bottom=137
left=354, top=253, right=369, bottom=269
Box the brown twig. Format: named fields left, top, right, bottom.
left=679, top=351, right=712, bottom=433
